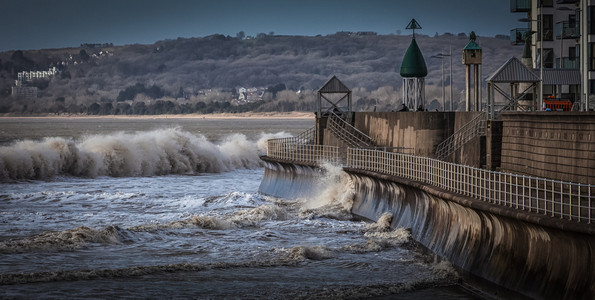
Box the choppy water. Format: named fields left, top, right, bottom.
left=0, top=118, right=467, bottom=299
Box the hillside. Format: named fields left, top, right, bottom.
left=0, top=32, right=520, bottom=114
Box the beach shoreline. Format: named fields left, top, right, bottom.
left=0, top=111, right=315, bottom=120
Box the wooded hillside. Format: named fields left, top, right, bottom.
left=0, top=32, right=520, bottom=114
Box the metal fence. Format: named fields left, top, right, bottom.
left=271, top=126, right=316, bottom=145
left=265, top=137, right=593, bottom=224
left=435, top=112, right=487, bottom=160
left=348, top=148, right=593, bottom=224
left=266, top=139, right=344, bottom=165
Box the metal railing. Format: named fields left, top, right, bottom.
left=435, top=113, right=487, bottom=161
left=348, top=148, right=593, bottom=224
left=266, top=139, right=344, bottom=165
left=327, top=112, right=376, bottom=148
left=265, top=126, right=593, bottom=224
left=271, top=126, right=315, bottom=145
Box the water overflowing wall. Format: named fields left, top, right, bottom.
left=259, top=159, right=595, bottom=299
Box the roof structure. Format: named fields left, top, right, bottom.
left=486, top=57, right=539, bottom=83
left=486, top=56, right=581, bottom=85
left=400, top=38, right=428, bottom=78
left=463, top=40, right=482, bottom=50
left=542, top=69, right=581, bottom=85
left=318, top=75, right=351, bottom=93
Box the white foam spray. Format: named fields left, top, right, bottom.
left=0, top=128, right=290, bottom=180
left=302, top=162, right=355, bottom=211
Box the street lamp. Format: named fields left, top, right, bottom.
left=519, top=15, right=544, bottom=111
left=431, top=47, right=453, bottom=111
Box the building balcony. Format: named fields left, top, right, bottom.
left=510, top=28, right=530, bottom=45
left=556, top=57, right=579, bottom=69
left=555, top=21, right=580, bottom=39
left=511, top=0, right=530, bottom=12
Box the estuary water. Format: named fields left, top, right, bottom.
left=0, top=117, right=468, bottom=299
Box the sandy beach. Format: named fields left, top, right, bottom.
left=0, top=111, right=315, bottom=120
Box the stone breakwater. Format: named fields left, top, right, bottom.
left=259, top=158, right=595, bottom=299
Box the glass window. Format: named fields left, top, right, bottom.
left=542, top=0, right=553, bottom=7
left=590, top=43, right=595, bottom=71
left=543, top=48, right=554, bottom=68
left=539, top=15, right=554, bottom=41
left=589, top=6, right=595, bottom=35
left=590, top=80, right=595, bottom=94
left=569, top=46, right=576, bottom=60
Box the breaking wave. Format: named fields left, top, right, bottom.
left=0, top=128, right=290, bottom=180
left=297, top=162, right=356, bottom=221
left=0, top=259, right=301, bottom=285
left=0, top=226, right=129, bottom=254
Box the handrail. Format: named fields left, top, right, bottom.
left=349, top=148, right=593, bottom=224
left=327, top=111, right=376, bottom=148
left=435, top=112, right=487, bottom=161
left=270, top=126, right=315, bottom=145
left=266, top=139, right=344, bottom=165
left=265, top=138, right=593, bottom=224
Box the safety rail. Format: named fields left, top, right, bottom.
left=327, top=112, right=376, bottom=148
left=266, top=139, right=344, bottom=165
left=435, top=112, right=487, bottom=161
left=271, top=126, right=316, bottom=145
left=349, top=148, right=593, bottom=224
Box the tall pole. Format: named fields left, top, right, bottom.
left=441, top=53, right=445, bottom=111
left=449, top=46, right=453, bottom=111
left=539, top=2, right=544, bottom=111
left=582, top=0, right=588, bottom=111
left=466, top=65, right=471, bottom=111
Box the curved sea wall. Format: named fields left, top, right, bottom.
left=259, top=158, right=595, bottom=299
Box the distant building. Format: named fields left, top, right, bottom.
left=510, top=0, right=593, bottom=110
left=11, top=86, right=38, bottom=98
left=238, top=87, right=264, bottom=102
left=16, top=67, right=58, bottom=83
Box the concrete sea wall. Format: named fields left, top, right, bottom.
left=500, top=112, right=595, bottom=185
left=259, top=159, right=595, bottom=299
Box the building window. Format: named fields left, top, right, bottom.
left=569, top=46, right=577, bottom=60
left=542, top=0, right=553, bottom=7
left=590, top=43, right=595, bottom=71
left=590, top=80, right=595, bottom=94
left=543, top=48, right=554, bottom=68
left=589, top=6, right=595, bottom=35
left=539, top=15, right=554, bottom=41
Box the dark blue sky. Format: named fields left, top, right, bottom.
left=1, top=0, right=520, bottom=52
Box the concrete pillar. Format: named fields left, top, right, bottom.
left=474, top=64, right=480, bottom=111
left=466, top=65, right=471, bottom=111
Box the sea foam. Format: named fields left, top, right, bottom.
left=0, top=128, right=290, bottom=180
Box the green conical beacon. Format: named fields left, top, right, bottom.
left=400, top=38, right=428, bottom=78
left=400, top=19, right=427, bottom=111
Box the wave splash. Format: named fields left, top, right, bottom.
left=0, top=226, right=129, bottom=254
left=0, top=128, right=290, bottom=180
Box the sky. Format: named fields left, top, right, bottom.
left=0, top=0, right=521, bottom=52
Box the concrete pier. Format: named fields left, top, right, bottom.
left=259, top=158, right=595, bottom=299
left=259, top=111, right=595, bottom=298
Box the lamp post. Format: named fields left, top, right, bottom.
left=431, top=48, right=452, bottom=111
left=519, top=15, right=544, bottom=111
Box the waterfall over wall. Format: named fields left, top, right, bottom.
left=259, top=160, right=595, bottom=299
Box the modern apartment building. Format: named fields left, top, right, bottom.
left=510, top=0, right=594, bottom=110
